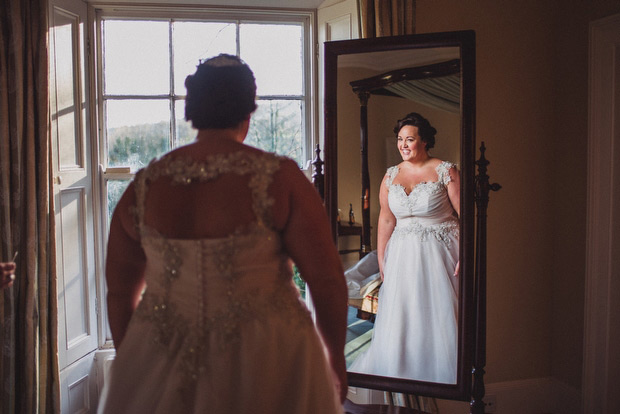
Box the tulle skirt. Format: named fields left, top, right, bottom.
left=98, top=305, right=343, bottom=414
left=350, top=229, right=459, bottom=384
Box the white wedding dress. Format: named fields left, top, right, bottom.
left=349, top=161, right=459, bottom=384
left=98, top=151, right=342, bottom=414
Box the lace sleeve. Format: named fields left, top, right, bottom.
left=249, top=154, right=283, bottom=229
left=436, top=161, right=456, bottom=187
left=385, top=166, right=399, bottom=187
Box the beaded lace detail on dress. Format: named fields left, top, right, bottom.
left=130, top=151, right=312, bottom=390
left=385, top=161, right=455, bottom=196
left=386, top=161, right=458, bottom=246
left=391, top=220, right=458, bottom=245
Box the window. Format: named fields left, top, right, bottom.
left=95, top=7, right=315, bottom=224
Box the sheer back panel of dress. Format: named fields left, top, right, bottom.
left=143, top=174, right=256, bottom=239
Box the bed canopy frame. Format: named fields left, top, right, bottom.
left=346, top=58, right=462, bottom=256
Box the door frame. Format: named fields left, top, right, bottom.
left=583, top=12, right=620, bottom=414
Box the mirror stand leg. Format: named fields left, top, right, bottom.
left=470, top=367, right=486, bottom=414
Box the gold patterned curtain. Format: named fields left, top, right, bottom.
left=358, top=0, right=416, bottom=38
left=0, top=0, right=60, bottom=412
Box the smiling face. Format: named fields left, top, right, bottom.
left=397, top=125, right=427, bottom=162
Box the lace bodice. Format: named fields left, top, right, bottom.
left=128, top=151, right=312, bottom=386
left=386, top=161, right=458, bottom=245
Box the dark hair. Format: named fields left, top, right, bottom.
left=393, top=112, right=437, bottom=150
left=184, top=54, right=257, bottom=129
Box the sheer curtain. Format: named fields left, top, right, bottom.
left=358, top=0, right=416, bottom=38
left=0, top=0, right=60, bottom=412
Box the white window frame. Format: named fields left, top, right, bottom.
left=91, top=4, right=317, bottom=346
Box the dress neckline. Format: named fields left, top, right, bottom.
left=389, top=162, right=447, bottom=196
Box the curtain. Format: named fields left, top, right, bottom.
left=358, top=0, right=416, bottom=38
left=0, top=0, right=60, bottom=413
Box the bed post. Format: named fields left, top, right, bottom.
left=357, top=91, right=372, bottom=256
left=312, top=144, right=325, bottom=200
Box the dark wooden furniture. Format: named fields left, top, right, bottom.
left=338, top=222, right=364, bottom=257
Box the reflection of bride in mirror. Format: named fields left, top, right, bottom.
left=349, top=112, right=460, bottom=384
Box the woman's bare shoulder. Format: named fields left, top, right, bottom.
left=273, top=157, right=310, bottom=190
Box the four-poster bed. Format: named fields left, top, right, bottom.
left=338, top=58, right=462, bottom=319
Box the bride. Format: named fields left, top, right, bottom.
left=98, top=54, right=348, bottom=413
left=350, top=112, right=460, bottom=384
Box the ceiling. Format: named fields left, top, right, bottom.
left=339, top=47, right=461, bottom=72
left=86, top=0, right=326, bottom=9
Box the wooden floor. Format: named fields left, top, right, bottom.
left=344, top=400, right=422, bottom=414
left=345, top=306, right=374, bottom=366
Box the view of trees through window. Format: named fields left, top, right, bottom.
left=101, top=17, right=309, bottom=223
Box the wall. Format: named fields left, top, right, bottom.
left=87, top=0, right=324, bottom=8
left=417, top=0, right=558, bottom=387
left=416, top=0, right=620, bottom=402
left=550, top=0, right=620, bottom=393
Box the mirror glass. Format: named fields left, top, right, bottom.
left=323, top=32, right=475, bottom=400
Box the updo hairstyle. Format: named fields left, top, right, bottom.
left=393, top=112, right=437, bottom=150
left=184, top=54, right=257, bottom=129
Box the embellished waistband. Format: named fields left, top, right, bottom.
left=392, top=218, right=459, bottom=245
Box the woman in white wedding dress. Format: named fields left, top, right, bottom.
left=98, top=54, right=348, bottom=414
left=349, top=112, right=460, bottom=384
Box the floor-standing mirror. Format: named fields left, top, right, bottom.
left=320, top=31, right=479, bottom=407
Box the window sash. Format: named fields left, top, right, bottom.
left=94, top=5, right=316, bottom=172
left=94, top=5, right=316, bottom=234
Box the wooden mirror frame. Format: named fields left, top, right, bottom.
left=322, top=30, right=477, bottom=402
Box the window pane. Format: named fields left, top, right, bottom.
left=103, top=20, right=170, bottom=95
left=173, top=21, right=236, bottom=95
left=246, top=100, right=303, bottom=166
left=107, top=179, right=131, bottom=225
left=175, top=99, right=195, bottom=146
left=240, top=24, right=303, bottom=96
left=106, top=99, right=171, bottom=170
